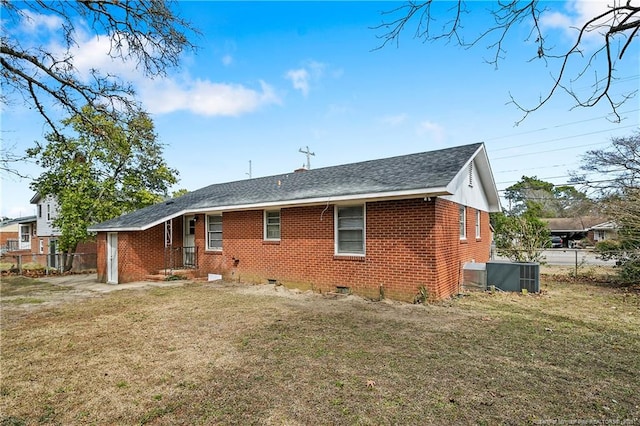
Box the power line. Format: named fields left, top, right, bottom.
left=490, top=124, right=638, bottom=154
left=496, top=167, right=629, bottom=181
left=496, top=177, right=622, bottom=192
left=482, top=108, right=639, bottom=143
left=492, top=141, right=612, bottom=161
left=497, top=175, right=573, bottom=185
left=496, top=163, right=573, bottom=174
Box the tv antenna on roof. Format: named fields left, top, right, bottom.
left=298, top=146, right=315, bottom=170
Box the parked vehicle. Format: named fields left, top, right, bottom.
left=550, top=236, right=563, bottom=248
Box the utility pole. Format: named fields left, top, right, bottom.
left=246, top=160, right=252, bottom=179
left=298, top=146, right=315, bottom=170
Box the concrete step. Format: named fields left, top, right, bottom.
left=146, top=268, right=197, bottom=282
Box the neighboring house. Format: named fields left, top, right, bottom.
left=0, top=216, right=37, bottom=254
left=88, top=143, right=501, bottom=301
left=30, top=194, right=62, bottom=264
left=589, top=221, right=617, bottom=243
left=541, top=216, right=611, bottom=247
left=29, top=194, right=97, bottom=269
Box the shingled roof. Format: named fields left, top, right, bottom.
left=541, top=216, right=610, bottom=232
left=89, top=142, right=498, bottom=232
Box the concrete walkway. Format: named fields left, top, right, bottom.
left=40, top=273, right=187, bottom=293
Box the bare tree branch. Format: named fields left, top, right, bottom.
left=373, top=1, right=639, bottom=123
left=1, top=0, right=198, bottom=138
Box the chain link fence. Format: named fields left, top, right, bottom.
left=490, top=247, right=633, bottom=278
left=0, top=252, right=97, bottom=276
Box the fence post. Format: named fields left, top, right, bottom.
left=17, top=254, right=22, bottom=275
left=575, top=250, right=578, bottom=277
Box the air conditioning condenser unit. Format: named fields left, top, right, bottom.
left=486, top=261, right=540, bottom=293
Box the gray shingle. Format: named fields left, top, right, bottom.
left=89, top=143, right=482, bottom=231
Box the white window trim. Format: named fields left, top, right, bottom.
left=334, top=204, right=366, bottom=256
left=459, top=205, right=467, bottom=240
left=475, top=209, right=481, bottom=239
left=19, top=224, right=31, bottom=250
left=206, top=214, right=223, bottom=251
left=264, top=210, right=281, bottom=241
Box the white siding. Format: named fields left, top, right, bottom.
left=35, top=195, right=62, bottom=237
left=441, top=159, right=491, bottom=212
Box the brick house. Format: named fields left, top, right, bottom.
left=0, top=216, right=37, bottom=254
left=88, top=143, right=501, bottom=301
left=23, top=194, right=97, bottom=270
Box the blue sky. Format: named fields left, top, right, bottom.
left=2, top=1, right=639, bottom=218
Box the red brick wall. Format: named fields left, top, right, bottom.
left=96, top=217, right=184, bottom=283
left=96, top=234, right=106, bottom=281
left=0, top=231, right=18, bottom=248
left=97, top=199, right=491, bottom=301
left=429, top=200, right=491, bottom=299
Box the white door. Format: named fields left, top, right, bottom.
left=107, top=232, right=118, bottom=284
left=183, top=216, right=196, bottom=267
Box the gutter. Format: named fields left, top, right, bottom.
left=87, top=187, right=451, bottom=232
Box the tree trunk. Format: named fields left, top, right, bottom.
left=63, top=247, right=76, bottom=272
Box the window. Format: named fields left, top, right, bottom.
left=459, top=205, right=466, bottom=240
left=20, top=225, right=30, bottom=242
left=264, top=210, right=281, bottom=240
left=39, top=239, right=44, bottom=254
left=186, top=217, right=196, bottom=235
left=38, top=204, right=42, bottom=218
left=207, top=215, right=222, bottom=250
left=47, top=204, right=51, bottom=221
left=475, top=210, right=481, bottom=239
left=336, top=205, right=365, bottom=255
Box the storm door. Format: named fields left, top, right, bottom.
left=183, top=216, right=196, bottom=267
left=107, top=233, right=118, bottom=284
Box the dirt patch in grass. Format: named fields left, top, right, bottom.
left=1, top=276, right=97, bottom=323
left=0, top=276, right=71, bottom=297
left=1, top=277, right=639, bottom=425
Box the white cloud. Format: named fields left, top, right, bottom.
left=12, top=11, right=282, bottom=118
left=140, top=79, right=281, bottom=116
left=18, top=9, right=64, bottom=32
left=540, top=11, right=572, bottom=29
left=540, top=0, right=624, bottom=42
left=286, top=68, right=311, bottom=96
left=49, top=30, right=281, bottom=116
left=416, top=120, right=445, bottom=144
left=285, top=60, right=330, bottom=96
left=67, top=34, right=143, bottom=81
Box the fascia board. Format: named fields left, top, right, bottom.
left=29, top=193, right=42, bottom=204
left=88, top=187, right=451, bottom=232
left=188, top=187, right=451, bottom=215
left=87, top=209, right=190, bottom=232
